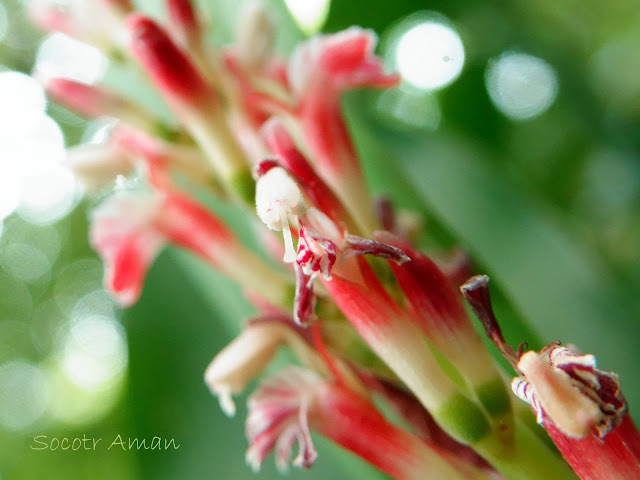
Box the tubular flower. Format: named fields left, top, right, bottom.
left=65, top=125, right=212, bottom=193
left=245, top=367, right=321, bottom=472
left=462, top=274, right=640, bottom=480
left=287, top=27, right=400, bottom=233
left=91, top=188, right=289, bottom=307
left=247, top=367, right=492, bottom=480
left=376, top=232, right=513, bottom=437
left=90, top=189, right=234, bottom=306
left=90, top=191, right=166, bottom=307
left=293, top=212, right=409, bottom=325
left=261, top=118, right=355, bottom=230
left=44, top=78, right=161, bottom=134
left=126, top=14, right=253, bottom=202
left=65, top=141, right=135, bottom=192
left=204, top=316, right=316, bottom=417
left=254, top=157, right=408, bottom=325
left=321, top=260, right=493, bottom=446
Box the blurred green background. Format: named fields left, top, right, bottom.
left=1, top=0, right=640, bottom=479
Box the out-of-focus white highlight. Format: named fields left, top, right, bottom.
left=33, top=32, right=108, bottom=84
left=395, top=22, right=465, bottom=90
left=0, top=71, right=79, bottom=224
left=60, top=315, right=128, bottom=392
left=284, top=0, right=330, bottom=35
left=486, top=52, right=559, bottom=120
left=71, top=289, right=117, bottom=323
left=18, top=163, right=78, bottom=225
left=0, top=71, right=47, bottom=131
left=47, top=289, right=125, bottom=425
left=377, top=87, right=441, bottom=131
left=0, top=163, right=23, bottom=222
left=0, top=360, right=49, bottom=431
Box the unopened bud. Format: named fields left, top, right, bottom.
left=205, top=323, right=283, bottom=417
left=255, top=166, right=306, bottom=262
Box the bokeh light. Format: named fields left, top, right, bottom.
left=376, top=86, right=442, bottom=131
left=60, top=314, right=127, bottom=392
left=0, top=71, right=79, bottom=225
left=0, top=71, right=46, bottom=131
left=284, top=0, right=331, bottom=35
left=0, top=218, right=62, bottom=266
left=589, top=34, right=640, bottom=117
left=485, top=52, right=559, bottom=120
left=0, top=360, right=49, bottom=431
left=54, top=258, right=104, bottom=314
left=394, top=20, right=465, bottom=90
left=0, top=243, right=51, bottom=283
left=71, top=289, right=117, bottom=323
left=18, top=162, right=78, bottom=225
left=0, top=162, right=23, bottom=222
left=0, top=271, right=33, bottom=322
left=47, top=308, right=128, bottom=425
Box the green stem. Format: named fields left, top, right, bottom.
left=474, top=419, right=578, bottom=480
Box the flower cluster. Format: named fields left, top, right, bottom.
left=30, top=1, right=639, bottom=479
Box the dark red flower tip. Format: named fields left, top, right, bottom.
left=126, top=14, right=214, bottom=107
left=252, top=158, right=281, bottom=180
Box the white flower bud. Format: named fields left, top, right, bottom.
left=204, top=324, right=282, bottom=417
left=255, top=166, right=306, bottom=262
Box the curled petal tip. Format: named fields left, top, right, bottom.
left=460, top=274, right=490, bottom=293
left=344, top=233, right=410, bottom=265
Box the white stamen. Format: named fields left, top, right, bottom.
left=215, top=385, right=236, bottom=417
left=281, top=210, right=297, bottom=263
left=245, top=448, right=262, bottom=473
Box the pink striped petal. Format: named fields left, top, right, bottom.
left=245, top=367, right=320, bottom=472
left=91, top=189, right=236, bottom=306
